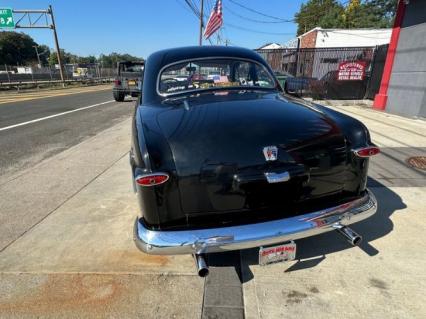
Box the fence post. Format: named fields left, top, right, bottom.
left=364, top=46, right=378, bottom=99
left=5, top=65, right=11, bottom=83
left=49, top=66, right=53, bottom=82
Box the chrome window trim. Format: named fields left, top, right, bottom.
left=156, top=56, right=277, bottom=97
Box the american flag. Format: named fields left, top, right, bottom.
left=203, top=0, right=223, bottom=40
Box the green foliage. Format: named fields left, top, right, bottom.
left=98, top=53, right=144, bottom=68
left=0, top=31, right=38, bottom=65
left=294, top=0, right=397, bottom=36
left=36, top=45, right=51, bottom=66
left=295, top=0, right=345, bottom=35
left=0, top=31, right=142, bottom=67
left=48, top=50, right=99, bottom=65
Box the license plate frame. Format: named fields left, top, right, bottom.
left=259, top=241, right=296, bottom=266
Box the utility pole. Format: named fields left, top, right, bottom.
left=33, top=45, right=41, bottom=68
left=48, top=5, right=65, bottom=85
left=13, top=5, right=65, bottom=85
left=199, top=0, right=204, bottom=46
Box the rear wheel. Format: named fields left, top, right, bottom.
left=113, top=91, right=125, bottom=102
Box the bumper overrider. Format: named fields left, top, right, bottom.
left=134, top=189, right=377, bottom=255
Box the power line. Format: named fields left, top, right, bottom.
left=225, top=23, right=295, bottom=36
left=227, top=0, right=352, bottom=27
left=224, top=4, right=293, bottom=24
left=178, top=0, right=214, bottom=45
left=228, top=0, right=292, bottom=22
left=184, top=0, right=200, bottom=17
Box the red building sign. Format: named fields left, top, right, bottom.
left=337, top=61, right=366, bottom=81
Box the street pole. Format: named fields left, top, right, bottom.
left=199, top=0, right=204, bottom=46
left=48, top=5, right=65, bottom=85
left=33, top=45, right=41, bottom=68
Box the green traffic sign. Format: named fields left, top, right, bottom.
left=0, top=8, right=15, bottom=28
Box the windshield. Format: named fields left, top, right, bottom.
left=158, top=58, right=276, bottom=95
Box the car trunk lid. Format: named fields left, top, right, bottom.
left=157, top=92, right=348, bottom=215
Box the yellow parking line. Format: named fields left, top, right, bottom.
left=0, top=86, right=112, bottom=105
left=0, top=86, right=111, bottom=98
left=1, top=86, right=111, bottom=97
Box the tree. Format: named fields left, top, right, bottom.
left=294, top=0, right=397, bottom=35
left=0, top=31, right=143, bottom=68
left=98, top=52, right=144, bottom=68
left=78, top=55, right=97, bottom=64
left=0, top=31, right=38, bottom=65
left=359, top=0, right=397, bottom=27
left=36, top=44, right=51, bottom=66
left=48, top=49, right=66, bottom=65
left=294, top=0, right=344, bottom=36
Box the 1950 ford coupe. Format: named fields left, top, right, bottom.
left=131, top=46, right=378, bottom=276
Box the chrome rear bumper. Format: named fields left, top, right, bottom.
left=134, top=189, right=377, bottom=255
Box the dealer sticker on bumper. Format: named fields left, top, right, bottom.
left=259, top=241, right=296, bottom=266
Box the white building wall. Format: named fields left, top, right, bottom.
left=315, top=29, right=392, bottom=48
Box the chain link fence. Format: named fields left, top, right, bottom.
left=0, top=64, right=117, bottom=89
left=256, top=46, right=387, bottom=100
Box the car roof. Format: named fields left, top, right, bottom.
left=146, top=46, right=265, bottom=67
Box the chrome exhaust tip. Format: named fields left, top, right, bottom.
left=335, top=225, right=362, bottom=246
left=194, top=254, right=209, bottom=277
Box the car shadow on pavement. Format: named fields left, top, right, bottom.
left=208, top=178, right=407, bottom=283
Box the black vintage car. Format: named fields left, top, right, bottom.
left=132, top=46, right=379, bottom=277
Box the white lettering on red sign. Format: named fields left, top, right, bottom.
left=337, top=61, right=366, bottom=81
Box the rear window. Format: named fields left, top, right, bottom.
left=158, top=58, right=276, bottom=95
left=119, top=63, right=144, bottom=73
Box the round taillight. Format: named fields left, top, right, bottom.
left=135, top=173, right=169, bottom=186
left=354, top=147, right=380, bottom=157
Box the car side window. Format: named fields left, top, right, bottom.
left=255, top=65, right=275, bottom=87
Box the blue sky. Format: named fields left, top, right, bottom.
left=4, top=0, right=310, bottom=58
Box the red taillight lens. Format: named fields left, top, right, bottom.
left=135, top=173, right=169, bottom=186
left=354, top=146, right=380, bottom=157
left=114, top=79, right=121, bottom=86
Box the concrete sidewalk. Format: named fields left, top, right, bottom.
left=0, top=103, right=425, bottom=318
left=241, top=104, right=426, bottom=319
left=0, top=119, right=203, bottom=318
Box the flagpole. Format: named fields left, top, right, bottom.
left=199, top=0, right=204, bottom=46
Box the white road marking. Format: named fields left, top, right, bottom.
left=0, top=100, right=114, bottom=132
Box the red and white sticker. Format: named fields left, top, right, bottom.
left=259, top=241, right=297, bottom=266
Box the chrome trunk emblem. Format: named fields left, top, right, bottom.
left=263, top=146, right=278, bottom=161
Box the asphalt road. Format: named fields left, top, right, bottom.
left=0, top=88, right=134, bottom=181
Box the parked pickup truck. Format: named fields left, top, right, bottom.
left=113, top=61, right=144, bottom=102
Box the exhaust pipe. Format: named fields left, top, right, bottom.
left=194, top=254, right=209, bottom=277
left=335, top=225, right=362, bottom=246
